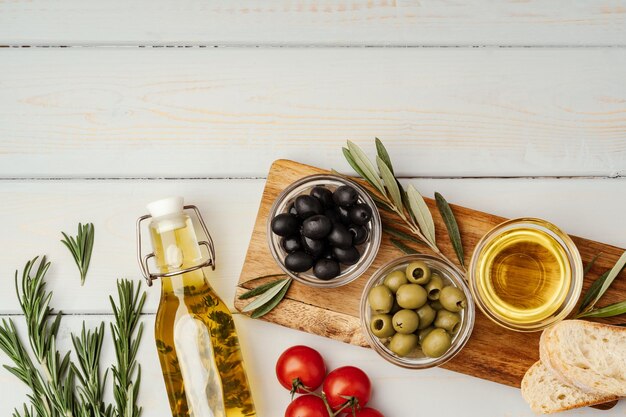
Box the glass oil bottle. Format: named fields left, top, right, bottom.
left=137, top=197, right=255, bottom=417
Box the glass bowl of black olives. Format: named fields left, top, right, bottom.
left=360, top=255, right=475, bottom=369
left=267, top=174, right=382, bottom=288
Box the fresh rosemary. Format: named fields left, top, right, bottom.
left=61, top=223, right=95, bottom=285
left=0, top=257, right=145, bottom=417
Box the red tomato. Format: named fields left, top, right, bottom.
left=276, top=346, right=326, bottom=393
left=352, top=408, right=385, bottom=417
left=322, top=366, right=371, bottom=411
left=284, top=395, right=330, bottom=417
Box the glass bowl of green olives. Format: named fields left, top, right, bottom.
left=360, top=255, right=475, bottom=369
left=267, top=174, right=382, bottom=288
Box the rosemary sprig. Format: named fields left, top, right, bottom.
left=109, top=279, right=145, bottom=417
left=342, top=139, right=465, bottom=272
left=72, top=323, right=111, bottom=417
left=0, top=257, right=146, bottom=417
left=61, top=223, right=95, bottom=285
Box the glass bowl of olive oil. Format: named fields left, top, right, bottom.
left=468, top=218, right=583, bottom=332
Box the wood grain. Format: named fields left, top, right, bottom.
left=235, top=160, right=626, bottom=390
left=1, top=0, right=625, bottom=46
left=2, top=176, right=626, bottom=315
left=1, top=48, right=626, bottom=178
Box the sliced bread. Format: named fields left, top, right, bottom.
left=521, top=361, right=618, bottom=414
left=540, top=320, right=626, bottom=397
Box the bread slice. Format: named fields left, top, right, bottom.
left=521, top=361, right=618, bottom=414
left=540, top=320, right=626, bottom=397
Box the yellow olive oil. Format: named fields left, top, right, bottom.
left=474, top=226, right=571, bottom=326
left=149, top=211, right=255, bottom=417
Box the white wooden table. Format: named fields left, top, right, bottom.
left=1, top=2, right=625, bottom=416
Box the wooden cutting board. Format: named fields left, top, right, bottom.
left=235, top=159, right=625, bottom=392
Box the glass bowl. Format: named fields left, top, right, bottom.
left=468, top=218, right=583, bottom=332
left=360, top=255, right=475, bottom=369
left=267, top=174, right=382, bottom=288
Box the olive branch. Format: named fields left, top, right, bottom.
left=239, top=138, right=466, bottom=318
left=341, top=139, right=466, bottom=272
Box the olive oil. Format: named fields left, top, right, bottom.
left=474, top=226, right=571, bottom=326
left=147, top=198, right=255, bottom=417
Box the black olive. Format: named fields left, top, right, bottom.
left=294, top=195, right=323, bottom=219
left=333, top=185, right=359, bottom=207
left=284, top=251, right=314, bottom=272
left=332, top=246, right=361, bottom=265
left=327, top=223, right=353, bottom=249
left=348, top=224, right=369, bottom=245
left=310, top=186, right=334, bottom=208
left=324, top=209, right=341, bottom=224
left=313, top=258, right=341, bottom=280
left=348, top=203, right=373, bottom=226
left=301, top=215, right=332, bottom=239
left=271, top=213, right=300, bottom=237
left=336, top=205, right=351, bottom=225
left=302, top=236, right=326, bottom=259
left=281, top=236, right=302, bottom=253
left=321, top=248, right=335, bottom=260
left=287, top=203, right=298, bottom=216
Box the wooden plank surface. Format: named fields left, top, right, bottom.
left=235, top=160, right=626, bottom=389
left=1, top=0, right=626, bottom=46
left=1, top=175, right=625, bottom=416
left=1, top=48, right=626, bottom=178
left=2, top=175, right=626, bottom=315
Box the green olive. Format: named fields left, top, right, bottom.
left=439, top=286, right=467, bottom=312
left=389, top=333, right=419, bottom=357
left=370, top=314, right=395, bottom=338
left=405, top=261, right=431, bottom=285
left=392, top=309, right=419, bottom=334
left=396, top=284, right=427, bottom=309
left=434, top=309, right=462, bottom=333
left=418, top=326, right=435, bottom=344
left=421, top=328, right=451, bottom=358
left=430, top=300, right=444, bottom=310
left=368, top=285, right=394, bottom=314
left=383, top=270, right=408, bottom=293
left=425, top=273, right=444, bottom=300
left=416, top=303, right=436, bottom=329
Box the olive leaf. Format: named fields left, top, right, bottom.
left=577, top=250, right=626, bottom=318
left=592, top=251, right=626, bottom=307
left=250, top=278, right=293, bottom=319
left=375, top=137, right=394, bottom=174
left=376, top=155, right=403, bottom=210
left=238, top=275, right=288, bottom=300
left=434, top=192, right=464, bottom=267
left=406, top=184, right=436, bottom=246
left=577, top=300, right=626, bottom=318
left=346, top=141, right=386, bottom=195
left=391, top=239, right=419, bottom=255
left=578, top=270, right=610, bottom=314
left=242, top=278, right=291, bottom=313
left=342, top=148, right=369, bottom=183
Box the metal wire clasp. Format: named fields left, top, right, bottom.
left=136, top=205, right=216, bottom=287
